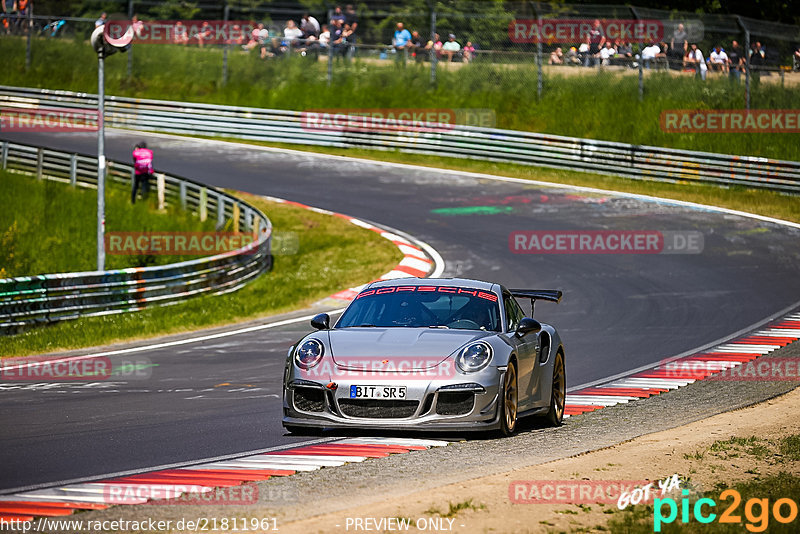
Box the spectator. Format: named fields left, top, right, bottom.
left=687, top=43, right=707, bottom=80
left=2, top=0, right=16, bottom=35
left=709, top=45, right=728, bottom=73
left=584, top=19, right=605, bottom=67
left=750, top=41, right=765, bottom=68
left=173, top=21, right=189, bottom=45
left=330, top=19, right=343, bottom=53
left=442, top=33, right=460, bottom=62
left=577, top=41, right=589, bottom=64
left=425, top=32, right=443, bottom=60
left=330, top=6, right=345, bottom=25
left=599, top=41, right=616, bottom=66
left=131, top=142, right=153, bottom=204
left=463, top=41, right=475, bottom=63
left=131, top=15, right=144, bottom=39
left=409, top=30, right=424, bottom=61
left=319, top=24, right=330, bottom=48
left=728, top=40, right=744, bottom=80
left=257, top=23, right=270, bottom=58
left=393, top=22, right=412, bottom=62
left=196, top=21, right=212, bottom=48
left=793, top=45, right=800, bottom=72
left=300, top=13, right=320, bottom=38
left=641, top=41, right=661, bottom=69
left=670, top=23, right=688, bottom=68
left=617, top=41, right=633, bottom=66
left=549, top=47, right=564, bottom=65
left=284, top=20, right=303, bottom=42
left=344, top=4, right=358, bottom=33
left=95, top=12, right=107, bottom=27
left=566, top=46, right=581, bottom=65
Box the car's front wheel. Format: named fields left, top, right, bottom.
left=499, top=361, right=518, bottom=436
left=542, top=350, right=566, bottom=426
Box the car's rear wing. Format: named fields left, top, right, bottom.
left=509, top=289, right=563, bottom=316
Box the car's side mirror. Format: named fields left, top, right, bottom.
left=311, top=313, right=330, bottom=330
left=516, top=317, right=541, bottom=337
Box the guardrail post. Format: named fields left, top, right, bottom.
left=70, top=154, right=77, bottom=186
left=199, top=188, right=208, bottom=222
left=36, top=148, right=43, bottom=179
left=180, top=181, right=187, bottom=210
left=157, top=174, right=165, bottom=210
left=232, top=203, right=240, bottom=233
left=217, top=194, right=225, bottom=230
left=1, top=142, right=7, bottom=170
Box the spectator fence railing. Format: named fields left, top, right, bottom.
left=1, top=85, right=798, bottom=194
left=0, top=139, right=272, bottom=335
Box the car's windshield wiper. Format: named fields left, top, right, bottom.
left=355, top=323, right=378, bottom=327
left=428, top=325, right=450, bottom=329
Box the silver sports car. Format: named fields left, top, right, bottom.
left=282, top=278, right=565, bottom=435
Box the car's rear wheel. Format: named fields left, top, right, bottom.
left=543, top=350, right=566, bottom=426
left=499, top=361, right=518, bottom=436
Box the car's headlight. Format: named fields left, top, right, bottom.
left=456, top=342, right=493, bottom=373
left=295, top=339, right=324, bottom=369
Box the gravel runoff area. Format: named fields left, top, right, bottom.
left=27, top=338, right=800, bottom=534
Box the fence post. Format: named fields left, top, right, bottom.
left=127, top=0, right=134, bottom=78
left=179, top=180, right=187, bottom=210
left=156, top=174, right=165, bottom=210
left=1, top=141, right=7, bottom=169
left=217, top=194, right=225, bottom=229
left=36, top=148, right=43, bottom=179
left=199, top=188, right=208, bottom=222
left=638, top=53, right=644, bottom=101
left=429, top=2, right=437, bottom=86
left=25, top=3, right=32, bottom=69
left=737, top=17, right=750, bottom=111
left=69, top=154, right=77, bottom=186
left=222, top=2, right=230, bottom=85
left=327, top=8, right=334, bottom=85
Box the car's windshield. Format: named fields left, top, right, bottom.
left=336, top=286, right=501, bottom=331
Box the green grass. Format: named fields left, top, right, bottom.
left=607, top=472, right=800, bottom=533
left=199, top=137, right=800, bottom=224
left=0, top=189, right=402, bottom=357
left=2, top=37, right=799, bottom=160
left=0, top=169, right=216, bottom=277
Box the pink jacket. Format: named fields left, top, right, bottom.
left=132, top=147, right=154, bottom=175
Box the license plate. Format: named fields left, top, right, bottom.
left=350, top=385, right=407, bottom=399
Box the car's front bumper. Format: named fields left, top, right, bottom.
left=282, top=366, right=506, bottom=431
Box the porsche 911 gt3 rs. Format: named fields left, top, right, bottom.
left=282, top=278, right=565, bottom=435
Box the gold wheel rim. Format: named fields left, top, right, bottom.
left=504, top=364, right=518, bottom=431
left=553, top=354, right=565, bottom=421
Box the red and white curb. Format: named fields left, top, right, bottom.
left=0, top=438, right=450, bottom=521
left=563, top=311, right=800, bottom=418
left=262, top=196, right=442, bottom=302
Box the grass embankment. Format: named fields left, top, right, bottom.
left=202, top=139, right=800, bottom=224
left=0, top=170, right=218, bottom=277
left=608, top=434, right=800, bottom=533
left=0, top=177, right=402, bottom=357
left=1, top=37, right=799, bottom=161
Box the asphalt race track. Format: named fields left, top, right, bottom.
left=1, top=130, right=799, bottom=491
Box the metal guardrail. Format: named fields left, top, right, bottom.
left=0, top=140, right=272, bottom=335
left=1, top=85, right=797, bottom=193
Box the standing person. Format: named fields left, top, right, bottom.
left=131, top=142, right=153, bottom=204
left=584, top=19, right=605, bottom=67
left=688, top=43, right=707, bottom=81
left=95, top=12, right=107, bottom=27
left=344, top=4, right=358, bottom=33
left=2, top=0, right=16, bottom=35
left=393, top=22, right=412, bottom=55
left=670, top=23, right=688, bottom=68
left=728, top=40, right=744, bottom=81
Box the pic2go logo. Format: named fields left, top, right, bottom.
left=654, top=489, right=799, bottom=532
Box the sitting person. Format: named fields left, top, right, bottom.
left=442, top=33, right=461, bottom=62
left=549, top=47, right=564, bottom=65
